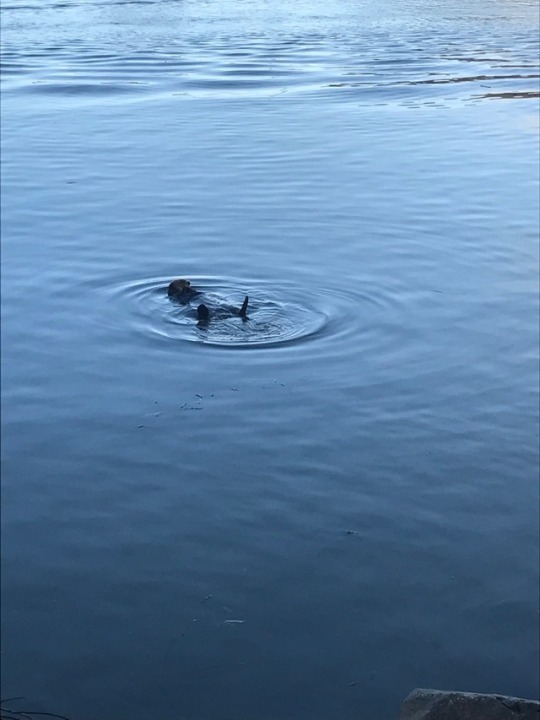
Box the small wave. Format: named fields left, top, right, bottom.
left=1, top=24, right=538, bottom=105
left=28, top=80, right=147, bottom=95
left=476, top=90, right=540, bottom=100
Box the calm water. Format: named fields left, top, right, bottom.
left=1, top=0, right=539, bottom=718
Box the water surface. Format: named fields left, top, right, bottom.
left=1, top=0, right=539, bottom=718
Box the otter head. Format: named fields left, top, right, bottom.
left=168, top=278, right=193, bottom=299
left=173, top=279, right=191, bottom=290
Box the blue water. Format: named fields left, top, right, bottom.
left=1, top=1, right=539, bottom=718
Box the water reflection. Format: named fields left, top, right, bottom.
left=1, top=0, right=538, bottom=105
left=478, top=90, right=540, bottom=99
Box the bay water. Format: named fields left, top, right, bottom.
left=1, top=1, right=539, bottom=718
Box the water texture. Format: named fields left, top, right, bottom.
left=2, top=0, right=539, bottom=103
left=1, top=0, right=539, bottom=719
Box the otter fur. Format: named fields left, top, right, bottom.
left=167, top=278, right=201, bottom=303
left=168, top=278, right=249, bottom=326
left=197, top=296, right=249, bottom=327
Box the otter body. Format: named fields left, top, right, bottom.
left=167, top=278, right=249, bottom=326
left=197, top=296, right=249, bottom=327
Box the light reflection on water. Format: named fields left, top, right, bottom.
left=1, top=0, right=539, bottom=718
left=1, top=0, right=539, bottom=103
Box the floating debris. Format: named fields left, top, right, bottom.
left=0, top=697, right=72, bottom=720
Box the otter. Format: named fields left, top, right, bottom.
left=167, top=278, right=249, bottom=326
left=197, top=296, right=249, bottom=327
left=167, top=278, right=201, bottom=303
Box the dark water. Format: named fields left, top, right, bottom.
left=1, top=0, right=539, bottom=718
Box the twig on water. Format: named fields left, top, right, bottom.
left=0, top=703, right=72, bottom=720
left=1, top=710, right=33, bottom=720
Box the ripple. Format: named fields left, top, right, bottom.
left=102, top=276, right=394, bottom=350
left=28, top=80, right=146, bottom=95
left=2, top=19, right=538, bottom=106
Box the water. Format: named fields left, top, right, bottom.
left=1, top=1, right=539, bottom=718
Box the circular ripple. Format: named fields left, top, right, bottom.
left=102, top=275, right=398, bottom=350
left=106, top=276, right=337, bottom=348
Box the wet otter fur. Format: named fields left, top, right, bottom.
left=197, top=296, right=249, bottom=328
left=168, top=278, right=249, bottom=326
left=167, top=278, right=201, bottom=303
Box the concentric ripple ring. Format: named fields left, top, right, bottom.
left=103, top=275, right=396, bottom=350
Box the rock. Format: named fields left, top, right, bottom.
left=399, top=688, right=540, bottom=720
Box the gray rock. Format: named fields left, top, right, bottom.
left=399, top=688, right=540, bottom=720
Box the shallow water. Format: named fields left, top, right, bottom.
left=1, top=0, right=539, bottom=718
